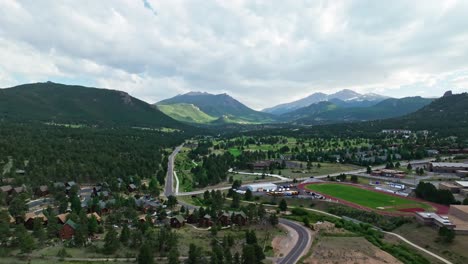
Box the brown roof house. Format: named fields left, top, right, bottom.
left=24, top=212, right=48, bottom=230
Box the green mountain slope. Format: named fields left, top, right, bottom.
left=157, top=92, right=276, bottom=123
left=156, top=103, right=217, bottom=123
left=393, top=92, right=468, bottom=132
left=284, top=97, right=433, bottom=124
left=0, top=82, right=184, bottom=128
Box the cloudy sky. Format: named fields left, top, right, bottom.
left=1, top=0, right=468, bottom=110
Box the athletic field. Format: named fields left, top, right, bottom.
left=304, top=183, right=433, bottom=213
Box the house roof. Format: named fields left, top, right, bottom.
left=233, top=211, right=247, bottom=218
left=54, top=182, right=65, bottom=188
left=13, top=186, right=25, bottom=193
left=172, top=215, right=185, bottom=223
left=450, top=205, right=468, bottom=214
left=65, top=219, right=78, bottom=230
left=25, top=212, right=47, bottom=222
left=0, top=185, right=12, bottom=192
left=432, top=162, right=468, bottom=168
left=39, top=185, right=48, bottom=192
left=456, top=181, right=468, bottom=188
left=87, top=212, right=102, bottom=222
left=203, top=214, right=211, bottom=219
left=57, top=213, right=69, bottom=223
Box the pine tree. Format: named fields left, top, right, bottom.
left=103, top=227, right=120, bottom=254
left=120, top=225, right=130, bottom=246
left=279, top=199, right=287, bottom=211
left=138, top=243, right=154, bottom=264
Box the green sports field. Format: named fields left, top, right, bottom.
left=305, top=183, right=433, bottom=212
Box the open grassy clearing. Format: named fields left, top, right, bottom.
left=305, top=183, right=433, bottom=212
left=157, top=103, right=217, bottom=123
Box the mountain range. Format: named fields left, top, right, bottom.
left=0, top=82, right=452, bottom=130
left=262, top=89, right=390, bottom=115
left=156, top=90, right=432, bottom=126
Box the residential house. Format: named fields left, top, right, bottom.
left=218, top=212, right=231, bottom=226
left=59, top=219, right=78, bottom=240
left=128, top=183, right=137, bottom=193
left=170, top=215, right=186, bottom=228
left=24, top=212, right=48, bottom=229
left=35, top=185, right=49, bottom=197
left=231, top=211, right=247, bottom=226
left=13, top=185, right=26, bottom=195
left=0, top=185, right=13, bottom=195
left=199, top=214, right=213, bottom=227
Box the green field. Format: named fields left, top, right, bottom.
left=305, top=183, right=433, bottom=212
left=157, top=103, right=217, bottom=123
left=228, top=148, right=242, bottom=157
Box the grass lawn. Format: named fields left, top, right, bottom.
left=305, top=183, right=433, bottom=212
left=228, top=148, right=242, bottom=157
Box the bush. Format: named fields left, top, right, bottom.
left=291, top=208, right=308, bottom=216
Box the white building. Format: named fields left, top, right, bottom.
left=246, top=183, right=277, bottom=192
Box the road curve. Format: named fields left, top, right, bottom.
left=164, top=144, right=183, bottom=197
left=278, top=219, right=311, bottom=264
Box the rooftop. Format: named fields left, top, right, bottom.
left=416, top=212, right=454, bottom=226
left=431, top=162, right=468, bottom=168
left=455, top=181, right=468, bottom=188
left=450, top=205, right=468, bottom=214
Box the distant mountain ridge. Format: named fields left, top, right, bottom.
left=156, top=92, right=275, bottom=124
left=0, top=82, right=185, bottom=128
left=263, top=89, right=390, bottom=115
left=280, top=96, right=434, bottom=124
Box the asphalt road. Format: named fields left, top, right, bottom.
left=164, top=144, right=183, bottom=197
left=278, top=219, right=311, bottom=264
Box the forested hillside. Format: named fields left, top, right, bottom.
left=0, top=82, right=184, bottom=129
left=0, top=123, right=187, bottom=187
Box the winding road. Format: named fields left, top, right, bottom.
left=278, top=219, right=311, bottom=264
left=164, top=144, right=183, bottom=197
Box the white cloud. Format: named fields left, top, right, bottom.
left=0, top=0, right=468, bottom=109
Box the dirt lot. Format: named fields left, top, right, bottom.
left=303, top=236, right=402, bottom=264
left=393, top=222, right=468, bottom=264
